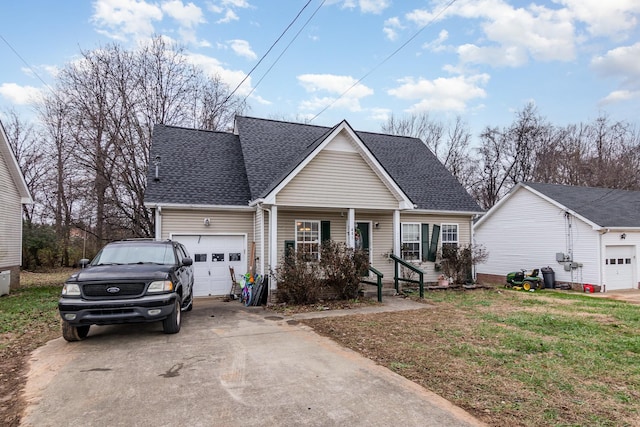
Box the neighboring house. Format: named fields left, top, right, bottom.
left=144, top=116, right=483, bottom=297
left=474, top=182, right=640, bottom=292
left=0, top=120, right=33, bottom=291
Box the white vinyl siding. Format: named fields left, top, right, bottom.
left=0, top=152, right=22, bottom=269
left=474, top=187, right=600, bottom=285
left=277, top=150, right=399, bottom=209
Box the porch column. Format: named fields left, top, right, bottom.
left=269, top=205, right=278, bottom=289
left=154, top=207, right=162, bottom=240
left=393, top=209, right=400, bottom=256
left=259, top=206, right=265, bottom=276
left=347, top=208, right=355, bottom=248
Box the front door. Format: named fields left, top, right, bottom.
left=356, top=222, right=371, bottom=275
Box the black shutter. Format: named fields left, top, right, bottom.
left=421, top=223, right=429, bottom=261
left=321, top=221, right=331, bottom=242
left=428, top=224, right=440, bottom=262
left=284, top=240, right=295, bottom=258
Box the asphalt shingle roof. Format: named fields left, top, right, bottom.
left=526, top=182, right=640, bottom=227
left=145, top=124, right=251, bottom=205
left=145, top=116, right=482, bottom=213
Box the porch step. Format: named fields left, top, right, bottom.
left=358, top=284, right=397, bottom=298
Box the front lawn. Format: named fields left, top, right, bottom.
left=302, top=289, right=640, bottom=427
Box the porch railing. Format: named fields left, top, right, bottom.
left=389, top=254, right=425, bottom=298
left=360, top=266, right=384, bottom=302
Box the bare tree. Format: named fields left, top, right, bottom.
left=1, top=109, right=45, bottom=222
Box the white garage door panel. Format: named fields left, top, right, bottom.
left=605, top=245, right=635, bottom=291
left=174, top=235, right=245, bottom=297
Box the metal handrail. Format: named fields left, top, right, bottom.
left=389, top=254, right=425, bottom=298
left=361, top=266, right=384, bottom=302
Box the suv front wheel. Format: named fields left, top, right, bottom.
left=62, top=321, right=90, bottom=342
left=162, top=298, right=181, bottom=334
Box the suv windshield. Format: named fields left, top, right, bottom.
left=91, top=243, right=176, bottom=266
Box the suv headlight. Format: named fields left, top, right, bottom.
left=62, top=283, right=81, bottom=296
left=147, top=280, right=174, bottom=293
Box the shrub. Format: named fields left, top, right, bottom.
left=320, top=240, right=369, bottom=300
left=272, top=240, right=369, bottom=304
left=271, top=250, right=323, bottom=304
left=439, top=243, right=488, bottom=284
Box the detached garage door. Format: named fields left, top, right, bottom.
left=175, top=235, right=246, bottom=297
left=605, top=245, right=635, bottom=291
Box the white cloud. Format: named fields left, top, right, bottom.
left=423, top=29, right=449, bottom=53
left=407, top=0, right=576, bottom=67
left=91, top=0, right=162, bottom=41
left=558, top=0, right=640, bottom=40
left=592, top=42, right=640, bottom=84
left=297, top=74, right=374, bottom=112
left=161, top=0, right=205, bottom=28
left=185, top=53, right=252, bottom=96
left=0, top=83, right=43, bottom=105
left=227, top=39, right=257, bottom=60
left=387, top=74, right=490, bottom=113
left=600, top=90, right=640, bottom=105
left=359, top=0, right=390, bottom=14
left=592, top=42, right=640, bottom=102
left=340, top=0, right=390, bottom=14
left=216, top=9, right=239, bottom=23
left=383, top=16, right=402, bottom=41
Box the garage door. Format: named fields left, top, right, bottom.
left=605, top=245, right=635, bottom=291
left=174, top=235, right=246, bottom=297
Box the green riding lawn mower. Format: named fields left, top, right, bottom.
left=505, top=268, right=543, bottom=291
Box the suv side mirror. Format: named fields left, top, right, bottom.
left=79, top=259, right=90, bottom=268
left=181, top=257, right=193, bottom=267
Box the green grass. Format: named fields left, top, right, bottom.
left=0, top=285, right=61, bottom=335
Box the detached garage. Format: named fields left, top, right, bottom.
left=474, top=182, right=640, bottom=292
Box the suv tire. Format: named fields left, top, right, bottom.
left=62, top=321, right=90, bottom=342
left=163, top=298, right=181, bottom=334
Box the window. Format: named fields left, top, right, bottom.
left=401, top=223, right=420, bottom=261
left=441, top=224, right=458, bottom=251
left=296, top=220, right=320, bottom=261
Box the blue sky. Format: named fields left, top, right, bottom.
left=1, top=0, right=640, bottom=138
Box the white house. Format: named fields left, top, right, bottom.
left=474, top=182, right=640, bottom=292
left=0, top=119, right=33, bottom=291
left=144, top=116, right=483, bottom=298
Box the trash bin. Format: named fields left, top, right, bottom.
left=0, top=270, right=10, bottom=296
left=541, top=266, right=555, bottom=289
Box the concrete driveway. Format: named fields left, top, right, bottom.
left=22, top=297, right=484, bottom=427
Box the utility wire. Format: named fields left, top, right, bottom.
left=242, top=0, right=326, bottom=104
left=0, top=34, right=57, bottom=98
left=222, top=0, right=315, bottom=106
left=310, top=0, right=459, bottom=122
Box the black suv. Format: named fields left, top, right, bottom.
left=59, top=239, right=194, bottom=341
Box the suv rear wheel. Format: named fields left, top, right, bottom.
left=62, top=321, right=90, bottom=342
left=162, top=298, right=181, bottom=334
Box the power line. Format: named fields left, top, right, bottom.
left=222, top=0, right=316, bottom=106
left=0, top=34, right=57, bottom=99
left=310, top=0, right=459, bottom=122
left=242, top=0, right=326, bottom=104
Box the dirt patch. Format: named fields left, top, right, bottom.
left=0, top=320, right=60, bottom=426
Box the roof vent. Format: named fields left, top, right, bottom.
left=153, top=155, right=161, bottom=181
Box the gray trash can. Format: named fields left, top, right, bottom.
left=541, top=267, right=555, bottom=289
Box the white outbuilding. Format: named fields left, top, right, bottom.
left=474, top=182, right=640, bottom=292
